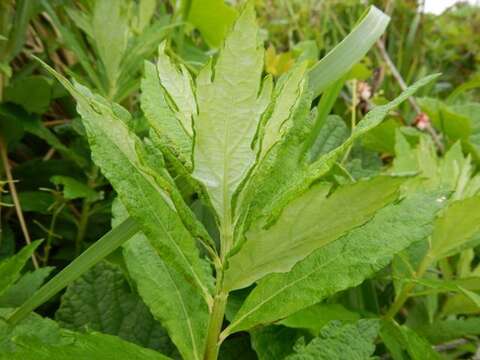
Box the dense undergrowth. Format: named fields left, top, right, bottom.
left=1, top=1, right=480, bottom=359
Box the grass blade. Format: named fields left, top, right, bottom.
left=7, top=217, right=140, bottom=325
left=308, top=6, right=390, bottom=98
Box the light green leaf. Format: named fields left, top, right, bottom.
left=429, top=194, right=480, bottom=259
left=50, top=176, right=100, bottom=202
left=258, top=64, right=306, bottom=160
left=224, top=191, right=445, bottom=334
left=238, top=75, right=439, bottom=235
left=92, top=0, right=130, bottom=94
left=113, top=200, right=210, bottom=360
left=279, top=303, right=360, bottom=336
left=55, top=261, right=176, bottom=355
left=187, top=0, right=238, bottom=48
left=224, top=176, right=404, bottom=291
left=0, top=241, right=41, bottom=297
left=141, top=61, right=192, bottom=166
left=0, top=267, right=53, bottom=307
left=156, top=42, right=196, bottom=137
left=307, top=6, right=390, bottom=98
left=193, top=3, right=271, bottom=224
left=284, top=319, right=379, bottom=360
left=37, top=59, right=213, bottom=307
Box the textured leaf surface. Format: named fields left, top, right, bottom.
left=0, top=310, right=171, bottom=360
left=113, top=201, right=209, bottom=360
left=284, top=319, right=379, bottom=360
left=0, top=241, right=41, bottom=296
left=55, top=261, right=176, bottom=354
left=224, top=176, right=404, bottom=291
left=192, top=4, right=271, bottom=222
left=251, top=325, right=307, bottom=360
left=141, top=61, right=192, bottom=165
left=280, top=303, right=360, bottom=336
left=40, top=61, right=212, bottom=360
left=225, top=192, right=445, bottom=334
left=237, top=75, right=438, bottom=237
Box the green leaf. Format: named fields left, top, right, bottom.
left=55, top=261, right=176, bottom=355
left=307, top=6, right=390, bottom=98
left=113, top=201, right=209, bottom=360
left=141, top=61, right=192, bottom=166
left=284, top=319, right=379, bottom=360
left=380, top=321, right=441, bottom=360
left=50, top=176, right=100, bottom=202
left=92, top=0, right=130, bottom=95
left=0, top=310, right=172, bottom=360
left=0, top=267, right=53, bottom=307
left=187, top=0, right=238, bottom=48
left=8, top=218, right=140, bottom=325
left=37, top=58, right=213, bottom=306
left=156, top=42, right=196, bottom=138
left=308, top=115, right=349, bottom=161
left=4, top=76, right=53, bottom=114
left=0, top=241, right=41, bottom=297
left=238, top=75, right=439, bottom=236
left=416, top=318, right=480, bottom=344
left=224, top=176, right=405, bottom=291
left=429, top=194, right=480, bottom=259
left=279, top=303, right=360, bottom=336
left=251, top=325, right=307, bottom=360
left=224, top=191, right=445, bottom=334
left=192, top=3, right=271, bottom=224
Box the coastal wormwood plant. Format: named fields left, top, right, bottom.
left=4, top=4, right=445, bottom=360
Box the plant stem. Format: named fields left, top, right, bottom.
left=384, top=253, right=433, bottom=320
left=203, top=291, right=228, bottom=360
left=0, top=137, right=39, bottom=268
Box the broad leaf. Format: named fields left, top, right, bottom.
left=279, top=303, right=360, bottom=336
left=55, top=261, right=176, bottom=354
left=38, top=59, right=213, bottom=304
left=0, top=310, right=171, bottom=360
left=192, top=3, right=272, bottom=225
left=114, top=200, right=210, bottom=360
left=380, top=321, right=441, bottom=360
left=224, top=191, right=446, bottom=334
left=187, top=0, right=237, bottom=48
left=251, top=325, right=308, bottom=360
left=429, top=194, right=480, bottom=260
left=416, top=318, right=480, bottom=344
left=224, top=176, right=405, bottom=291
left=284, top=319, right=379, bottom=360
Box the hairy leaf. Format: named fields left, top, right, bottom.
left=224, top=192, right=445, bottom=334
left=224, top=176, right=404, bottom=291
left=192, top=3, right=271, bottom=224
left=55, top=261, right=176, bottom=354
left=284, top=319, right=379, bottom=360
